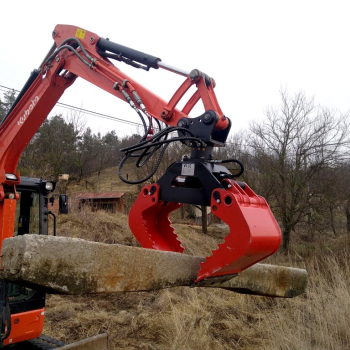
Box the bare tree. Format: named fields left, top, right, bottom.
left=249, top=90, right=349, bottom=252
left=331, top=163, right=350, bottom=235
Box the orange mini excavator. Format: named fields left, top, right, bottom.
left=0, top=25, right=281, bottom=347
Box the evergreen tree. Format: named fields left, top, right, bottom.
left=0, top=90, right=16, bottom=122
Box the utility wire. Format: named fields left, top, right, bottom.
left=0, top=84, right=142, bottom=128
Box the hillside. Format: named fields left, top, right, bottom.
left=63, top=166, right=140, bottom=196
left=43, top=204, right=350, bottom=349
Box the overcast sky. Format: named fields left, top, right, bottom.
left=1, top=0, right=350, bottom=137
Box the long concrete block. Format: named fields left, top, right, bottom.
left=198, top=263, right=307, bottom=298
left=0, top=235, right=307, bottom=297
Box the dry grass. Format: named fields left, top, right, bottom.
left=66, top=166, right=139, bottom=195
left=56, top=207, right=138, bottom=246
left=43, top=209, right=350, bottom=349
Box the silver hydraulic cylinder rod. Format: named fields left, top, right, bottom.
left=157, top=61, right=190, bottom=77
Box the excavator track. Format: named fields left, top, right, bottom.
left=7, top=335, right=66, bottom=350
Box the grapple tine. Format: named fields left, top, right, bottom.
left=129, top=184, right=184, bottom=253
left=195, top=179, right=281, bottom=283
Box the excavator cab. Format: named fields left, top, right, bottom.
left=0, top=177, right=109, bottom=349
left=0, top=177, right=55, bottom=346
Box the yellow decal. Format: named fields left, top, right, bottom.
left=75, top=28, right=86, bottom=39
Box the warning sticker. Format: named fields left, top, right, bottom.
left=75, top=28, right=86, bottom=39
left=181, top=163, right=195, bottom=176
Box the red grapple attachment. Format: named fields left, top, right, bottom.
left=129, top=184, right=184, bottom=253
left=195, top=179, right=281, bottom=284
left=129, top=181, right=281, bottom=284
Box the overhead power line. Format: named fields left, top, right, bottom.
left=0, top=84, right=142, bottom=128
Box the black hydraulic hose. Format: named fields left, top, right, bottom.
left=154, top=118, right=162, bottom=132
left=133, top=107, right=149, bottom=135
left=116, top=84, right=151, bottom=136
left=119, top=124, right=169, bottom=161
left=118, top=125, right=205, bottom=184
left=210, top=158, right=244, bottom=177
left=46, top=37, right=95, bottom=67
left=120, top=126, right=200, bottom=152
left=117, top=108, right=156, bottom=178
left=58, top=37, right=95, bottom=62
left=115, top=78, right=204, bottom=185
left=120, top=126, right=203, bottom=164
left=124, top=136, right=204, bottom=154
left=135, top=132, right=169, bottom=167
left=3, top=39, right=96, bottom=126
left=118, top=142, right=170, bottom=185
left=46, top=45, right=92, bottom=67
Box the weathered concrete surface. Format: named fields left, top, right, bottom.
left=0, top=235, right=203, bottom=294
left=0, top=235, right=307, bottom=297
left=202, top=263, right=308, bottom=298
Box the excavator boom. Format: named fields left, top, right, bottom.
left=0, top=24, right=286, bottom=347
left=0, top=24, right=281, bottom=284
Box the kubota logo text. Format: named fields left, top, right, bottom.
left=17, top=96, right=39, bottom=126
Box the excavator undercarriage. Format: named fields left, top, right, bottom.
left=10, top=333, right=108, bottom=350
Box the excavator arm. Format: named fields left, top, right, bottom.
left=0, top=24, right=281, bottom=286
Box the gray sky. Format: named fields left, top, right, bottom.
left=1, top=0, right=350, bottom=137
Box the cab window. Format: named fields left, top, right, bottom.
left=14, top=190, right=40, bottom=236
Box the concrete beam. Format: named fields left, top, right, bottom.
left=0, top=235, right=307, bottom=297
left=198, top=263, right=307, bottom=298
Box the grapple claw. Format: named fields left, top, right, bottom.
left=129, top=184, right=184, bottom=253
left=195, top=179, right=281, bottom=283
left=129, top=180, right=281, bottom=285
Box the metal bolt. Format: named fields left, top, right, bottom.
left=90, top=36, right=95, bottom=43
left=227, top=184, right=232, bottom=188
left=56, top=57, right=60, bottom=62
left=189, top=69, right=199, bottom=81
left=216, top=199, right=220, bottom=203
left=161, top=110, right=170, bottom=120
left=52, top=30, right=57, bottom=37
left=203, top=112, right=213, bottom=125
